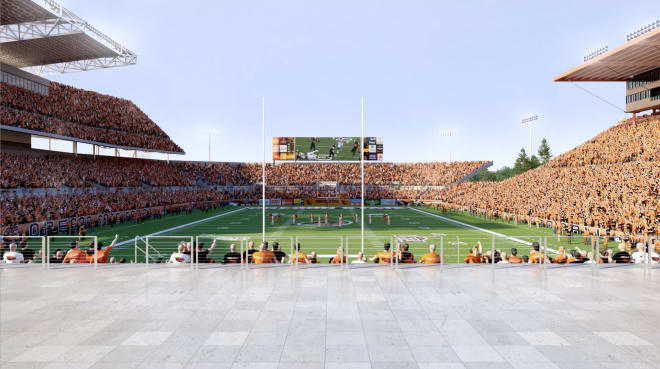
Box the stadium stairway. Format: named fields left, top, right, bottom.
left=452, top=160, right=493, bottom=185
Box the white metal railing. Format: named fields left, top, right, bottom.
left=12, top=233, right=653, bottom=271
left=0, top=236, right=45, bottom=268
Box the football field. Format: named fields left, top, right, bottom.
left=295, top=137, right=361, bottom=161
left=57, top=206, right=592, bottom=265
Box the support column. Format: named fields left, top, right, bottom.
left=73, top=141, right=77, bottom=156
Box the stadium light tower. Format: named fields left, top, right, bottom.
left=203, top=131, right=220, bottom=161
left=521, top=115, right=539, bottom=155
left=438, top=129, right=459, bottom=162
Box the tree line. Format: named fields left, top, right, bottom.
left=471, top=138, right=552, bottom=182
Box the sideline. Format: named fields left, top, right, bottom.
left=408, top=207, right=558, bottom=254
left=114, top=207, right=248, bottom=249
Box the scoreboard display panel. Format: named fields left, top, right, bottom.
left=272, top=137, right=383, bottom=161
left=363, top=137, right=383, bottom=161
left=272, top=137, right=295, bottom=161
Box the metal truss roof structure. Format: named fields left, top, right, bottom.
left=0, top=0, right=137, bottom=76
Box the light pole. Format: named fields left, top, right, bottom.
left=438, top=129, right=460, bottom=162
left=203, top=131, right=220, bottom=162
left=521, top=115, right=538, bottom=156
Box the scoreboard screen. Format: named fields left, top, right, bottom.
left=272, top=137, right=295, bottom=161
left=272, top=137, right=383, bottom=161
left=363, top=137, right=384, bottom=161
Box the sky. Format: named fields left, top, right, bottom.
left=48, top=0, right=658, bottom=168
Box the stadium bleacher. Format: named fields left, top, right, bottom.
left=0, top=151, right=487, bottom=226
left=439, top=115, right=660, bottom=237
left=1, top=82, right=183, bottom=152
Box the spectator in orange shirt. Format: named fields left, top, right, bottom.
left=370, top=243, right=394, bottom=264
left=63, top=241, right=88, bottom=264
left=508, top=248, right=523, bottom=264
left=87, top=234, right=119, bottom=264
left=528, top=242, right=544, bottom=264
left=290, top=243, right=309, bottom=264
left=464, top=242, right=482, bottom=264
left=420, top=244, right=441, bottom=264
left=253, top=243, right=276, bottom=264
left=330, top=247, right=347, bottom=264
left=553, top=246, right=569, bottom=264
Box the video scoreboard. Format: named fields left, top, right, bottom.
left=272, top=137, right=383, bottom=161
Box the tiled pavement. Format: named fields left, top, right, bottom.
left=1, top=264, right=659, bottom=369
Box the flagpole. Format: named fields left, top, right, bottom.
left=361, top=97, right=364, bottom=254
left=262, top=97, right=265, bottom=242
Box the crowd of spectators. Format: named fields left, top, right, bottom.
left=1, top=188, right=227, bottom=226
left=441, top=162, right=659, bottom=236
left=1, top=82, right=183, bottom=152
left=440, top=117, right=660, bottom=237
left=0, top=153, right=200, bottom=188
left=0, top=151, right=486, bottom=226
left=1, top=152, right=488, bottom=188
left=548, top=116, right=660, bottom=167
left=248, top=161, right=488, bottom=186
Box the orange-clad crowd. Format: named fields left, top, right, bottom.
left=438, top=116, right=660, bottom=237
left=0, top=152, right=485, bottom=226
left=1, top=82, right=183, bottom=152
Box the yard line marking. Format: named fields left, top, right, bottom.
left=408, top=207, right=558, bottom=254
left=114, top=208, right=248, bottom=249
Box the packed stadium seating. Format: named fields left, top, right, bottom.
left=0, top=151, right=487, bottom=226
left=0, top=153, right=488, bottom=189
left=440, top=116, right=660, bottom=237
left=1, top=82, right=183, bottom=152
left=547, top=115, right=660, bottom=167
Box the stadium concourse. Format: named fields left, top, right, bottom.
left=2, top=260, right=660, bottom=369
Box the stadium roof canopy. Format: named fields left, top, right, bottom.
left=554, top=28, right=660, bottom=82
left=0, top=0, right=136, bottom=76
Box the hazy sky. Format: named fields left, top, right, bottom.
left=49, top=0, right=657, bottom=168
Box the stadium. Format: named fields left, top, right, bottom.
left=1, top=0, right=659, bottom=368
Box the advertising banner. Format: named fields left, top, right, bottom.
left=304, top=198, right=350, bottom=206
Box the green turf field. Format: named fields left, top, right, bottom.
left=37, top=205, right=596, bottom=265
left=295, top=137, right=360, bottom=161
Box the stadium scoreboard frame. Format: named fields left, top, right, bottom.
left=272, top=136, right=383, bottom=161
